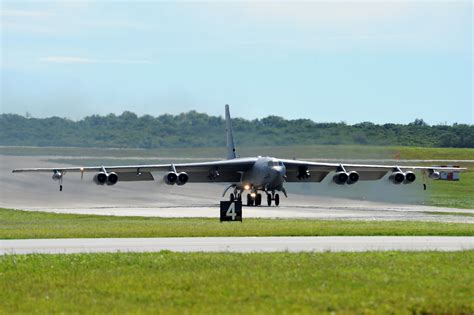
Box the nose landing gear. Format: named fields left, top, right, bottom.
left=246, top=193, right=262, bottom=206
left=244, top=192, right=279, bottom=207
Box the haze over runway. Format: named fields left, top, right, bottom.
left=2, top=155, right=473, bottom=223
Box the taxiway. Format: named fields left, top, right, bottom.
left=1, top=236, right=473, bottom=255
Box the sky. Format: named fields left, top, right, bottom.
left=1, top=0, right=472, bottom=124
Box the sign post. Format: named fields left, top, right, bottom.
left=220, top=201, right=242, bottom=222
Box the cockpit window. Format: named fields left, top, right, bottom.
left=268, top=161, right=282, bottom=167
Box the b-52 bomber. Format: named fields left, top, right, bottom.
left=13, top=105, right=465, bottom=207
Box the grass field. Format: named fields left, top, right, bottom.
left=1, top=208, right=473, bottom=239
left=429, top=171, right=474, bottom=209
left=2, top=145, right=472, bottom=314
left=2, top=144, right=474, bottom=159
left=1, top=251, right=473, bottom=314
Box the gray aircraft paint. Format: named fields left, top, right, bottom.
left=225, top=104, right=237, bottom=160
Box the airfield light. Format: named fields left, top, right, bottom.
left=244, top=184, right=250, bottom=190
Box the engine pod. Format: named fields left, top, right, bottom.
left=94, top=172, right=108, bottom=185
left=346, top=171, right=359, bottom=185
left=177, top=172, right=189, bottom=185
left=333, top=171, right=349, bottom=185
left=404, top=171, right=416, bottom=184
left=107, top=172, right=119, bottom=185
left=390, top=171, right=405, bottom=184
left=164, top=172, right=178, bottom=185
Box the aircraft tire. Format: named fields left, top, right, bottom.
left=247, top=194, right=252, bottom=206
left=267, top=194, right=272, bottom=206
left=275, top=193, right=280, bottom=206
left=237, top=193, right=242, bottom=202
left=256, top=194, right=262, bottom=206
left=230, top=193, right=235, bottom=202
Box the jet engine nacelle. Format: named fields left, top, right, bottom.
left=106, top=172, right=118, bottom=185
left=333, top=171, right=360, bottom=185
left=389, top=171, right=416, bottom=184
left=389, top=171, right=405, bottom=184
left=177, top=172, right=189, bottom=185
left=94, top=172, right=118, bottom=185
left=404, top=171, right=416, bottom=184
left=94, top=172, right=108, bottom=185
left=333, top=171, right=349, bottom=185
left=164, top=172, right=178, bottom=185
left=346, top=171, right=360, bottom=185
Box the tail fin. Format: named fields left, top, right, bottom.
left=225, top=104, right=237, bottom=159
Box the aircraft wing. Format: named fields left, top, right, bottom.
left=279, top=159, right=467, bottom=183
left=12, top=157, right=258, bottom=183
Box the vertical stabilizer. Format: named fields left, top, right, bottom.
left=225, top=104, right=237, bottom=159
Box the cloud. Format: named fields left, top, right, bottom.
left=40, top=56, right=154, bottom=64
left=224, top=1, right=472, bottom=53
left=1, top=9, right=52, bottom=18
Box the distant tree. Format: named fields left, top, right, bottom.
left=410, top=118, right=428, bottom=127
left=0, top=112, right=472, bottom=148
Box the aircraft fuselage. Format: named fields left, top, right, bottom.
left=240, top=157, right=286, bottom=193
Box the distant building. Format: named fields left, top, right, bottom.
left=437, top=166, right=461, bottom=181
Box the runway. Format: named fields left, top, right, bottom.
left=1, top=155, right=473, bottom=223
left=1, top=236, right=473, bottom=254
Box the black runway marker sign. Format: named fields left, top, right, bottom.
left=220, top=201, right=242, bottom=222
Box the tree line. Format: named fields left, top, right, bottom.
left=1, top=111, right=472, bottom=148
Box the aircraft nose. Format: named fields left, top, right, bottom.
left=272, top=166, right=286, bottom=182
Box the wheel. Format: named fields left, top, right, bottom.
left=230, top=193, right=235, bottom=202
left=256, top=193, right=262, bottom=206
left=275, top=193, right=280, bottom=206
left=247, top=194, right=252, bottom=206
left=267, top=194, right=272, bottom=206
left=237, top=193, right=242, bottom=202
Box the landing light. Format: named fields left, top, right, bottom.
left=250, top=192, right=257, bottom=198
left=244, top=184, right=250, bottom=190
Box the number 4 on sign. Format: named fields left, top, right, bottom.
left=220, top=200, right=242, bottom=222
left=226, top=202, right=237, bottom=220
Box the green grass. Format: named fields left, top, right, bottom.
left=423, top=211, right=474, bottom=217
left=428, top=171, right=474, bottom=209
left=2, top=144, right=473, bottom=160
left=1, top=251, right=473, bottom=314
left=1, top=208, right=473, bottom=239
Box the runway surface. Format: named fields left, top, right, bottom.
left=2, top=155, right=473, bottom=223
left=1, top=236, right=473, bottom=254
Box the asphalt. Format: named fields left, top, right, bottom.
left=1, top=155, right=473, bottom=223
left=1, top=236, right=473, bottom=254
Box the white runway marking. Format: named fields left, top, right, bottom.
left=1, top=236, right=473, bottom=255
